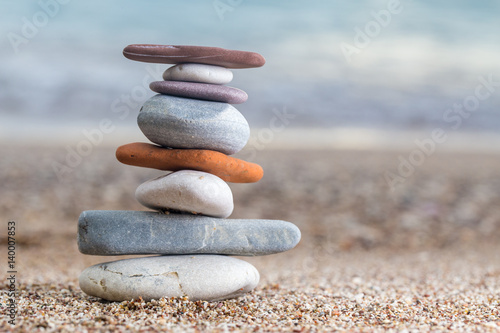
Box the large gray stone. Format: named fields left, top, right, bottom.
left=136, top=170, right=234, bottom=218
left=137, top=94, right=249, bottom=155
left=78, top=210, right=301, bottom=256
left=79, top=255, right=259, bottom=302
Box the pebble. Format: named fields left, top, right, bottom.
left=163, top=63, right=233, bottom=84
left=78, top=210, right=301, bottom=256
left=150, top=81, right=248, bottom=104
left=79, top=255, right=259, bottom=302
left=135, top=170, right=234, bottom=218
left=116, top=142, right=264, bottom=183
left=123, top=44, right=265, bottom=68
left=138, top=94, right=249, bottom=155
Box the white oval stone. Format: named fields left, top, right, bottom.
left=136, top=170, right=234, bottom=218
left=79, top=255, right=259, bottom=302
left=163, top=63, right=233, bottom=84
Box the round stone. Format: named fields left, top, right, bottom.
left=138, top=94, right=249, bottom=155
left=150, top=81, right=248, bottom=104
left=116, top=142, right=264, bottom=183
left=123, top=44, right=265, bottom=69
left=163, top=63, right=233, bottom=84
left=77, top=210, right=302, bottom=256
left=136, top=170, right=234, bottom=218
left=79, top=255, right=259, bottom=302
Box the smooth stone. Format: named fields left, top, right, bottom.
left=163, top=63, right=233, bottom=84
left=78, top=210, right=301, bottom=256
left=79, top=255, right=259, bottom=302
left=116, top=142, right=264, bottom=183
left=138, top=94, right=249, bottom=155
left=123, top=44, right=265, bottom=69
left=150, top=81, right=248, bottom=104
left=136, top=170, right=234, bottom=218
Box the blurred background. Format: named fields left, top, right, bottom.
left=1, top=0, right=500, bottom=148
left=1, top=0, right=500, bottom=259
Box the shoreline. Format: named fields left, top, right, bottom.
left=3, top=122, right=500, bottom=153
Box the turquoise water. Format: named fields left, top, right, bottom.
left=1, top=0, right=499, bottom=131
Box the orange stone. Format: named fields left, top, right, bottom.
left=116, top=142, right=263, bottom=183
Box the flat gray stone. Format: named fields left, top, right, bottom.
left=136, top=170, right=234, bottom=218
left=138, top=94, right=249, bottom=155
left=79, top=255, right=259, bottom=302
left=150, top=81, right=248, bottom=104
left=78, top=210, right=301, bottom=256
left=163, top=63, right=233, bottom=84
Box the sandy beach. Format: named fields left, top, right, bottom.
left=1, top=145, right=500, bottom=332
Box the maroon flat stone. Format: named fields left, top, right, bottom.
left=149, top=81, right=248, bottom=104
left=123, top=44, right=265, bottom=69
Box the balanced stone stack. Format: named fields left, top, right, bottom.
left=77, top=44, right=301, bottom=302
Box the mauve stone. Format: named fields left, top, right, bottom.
left=150, top=81, right=247, bottom=104
left=77, top=210, right=301, bottom=256
left=123, top=44, right=265, bottom=69
left=79, top=255, right=259, bottom=302
left=136, top=170, right=234, bottom=218
left=137, top=94, right=249, bottom=155
left=163, top=63, right=233, bottom=84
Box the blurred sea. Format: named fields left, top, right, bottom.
left=1, top=0, right=499, bottom=147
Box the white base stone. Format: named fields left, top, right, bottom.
left=79, top=255, right=259, bottom=302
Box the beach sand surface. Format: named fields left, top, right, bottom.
left=1, top=145, right=500, bottom=331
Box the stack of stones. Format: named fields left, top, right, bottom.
left=77, top=44, right=301, bottom=302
